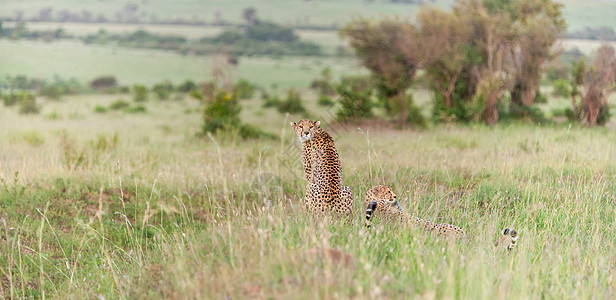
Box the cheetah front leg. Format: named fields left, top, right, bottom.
left=340, top=185, right=353, bottom=216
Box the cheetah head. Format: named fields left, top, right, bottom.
left=365, top=185, right=405, bottom=214
left=290, top=119, right=320, bottom=143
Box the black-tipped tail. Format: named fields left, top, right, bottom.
left=365, top=201, right=377, bottom=228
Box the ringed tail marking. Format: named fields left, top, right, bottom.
left=365, top=201, right=378, bottom=228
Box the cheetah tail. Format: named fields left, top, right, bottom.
left=365, top=201, right=378, bottom=228
left=501, top=228, right=518, bottom=251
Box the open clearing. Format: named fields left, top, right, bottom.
left=0, top=40, right=362, bottom=88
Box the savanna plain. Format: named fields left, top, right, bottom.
left=2, top=0, right=616, bottom=299
left=2, top=93, right=616, bottom=298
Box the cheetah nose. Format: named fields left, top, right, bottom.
left=303, top=131, right=309, bottom=135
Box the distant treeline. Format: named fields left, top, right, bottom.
left=0, top=20, right=323, bottom=57
left=2, top=5, right=338, bottom=30
left=565, top=26, right=616, bottom=41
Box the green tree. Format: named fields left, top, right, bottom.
left=416, top=6, right=470, bottom=109
left=340, top=17, right=420, bottom=125
left=507, top=0, right=567, bottom=107
left=580, top=44, right=616, bottom=126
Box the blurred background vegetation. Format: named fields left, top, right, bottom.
left=1, top=0, right=616, bottom=133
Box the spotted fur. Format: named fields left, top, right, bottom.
left=291, top=120, right=352, bottom=215
left=363, top=185, right=465, bottom=237
left=364, top=185, right=519, bottom=249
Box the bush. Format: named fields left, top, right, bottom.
left=310, top=67, right=335, bottom=95
left=564, top=107, right=576, bottom=121
left=552, top=79, right=571, bottom=98
left=90, top=76, right=118, bottom=91
left=3, top=91, right=19, bottom=106
left=263, top=94, right=280, bottom=108
left=38, top=77, right=87, bottom=99
left=508, top=103, right=549, bottom=124
left=125, top=105, right=147, bottom=113
left=202, top=91, right=271, bottom=139
left=94, top=105, right=108, bottom=113
left=400, top=94, right=426, bottom=127
left=110, top=99, right=130, bottom=110
left=18, top=91, right=39, bottom=114
left=276, top=89, right=306, bottom=114
left=133, top=84, right=148, bottom=102
left=177, top=80, right=197, bottom=93
left=534, top=91, right=548, bottom=104
left=39, top=83, right=61, bottom=100
left=233, top=79, right=257, bottom=99
left=152, top=81, right=173, bottom=100
left=317, top=94, right=334, bottom=106
left=336, top=82, right=373, bottom=122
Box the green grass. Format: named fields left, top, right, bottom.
left=0, top=40, right=362, bottom=88
left=1, top=91, right=616, bottom=298
left=2, top=0, right=616, bottom=31
left=3, top=21, right=346, bottom=55
left=0, top=0, right=453, bottom=27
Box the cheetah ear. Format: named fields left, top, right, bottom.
left=314, top=121, right=321, bottom=127
left=290, top=122, right=296, bottom=128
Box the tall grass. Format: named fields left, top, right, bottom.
left=1, top=94, right=616, bottom=298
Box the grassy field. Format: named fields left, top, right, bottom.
left=1, top=21, right=345, bottom=55
left=0, top=40, right=362, bottom=88
left=2, top=0, right=616, bottom=31
left=0, top=0, right=452, bottom=27
left=1, top=90, right=616, bottom=298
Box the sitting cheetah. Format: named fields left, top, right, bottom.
left=364, top=185, right=518, bottom=250
left=290, top=119, right=353, bottom=215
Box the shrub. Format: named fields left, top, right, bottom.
left=564, top=107, right=576, bottom=121
left=152, top=81, right=174, bottom=100
left=125, top=105, right=147, bottom=113
left=38, top=77, right=87, bottom=99
left=133, top=84, right=148, bottom=102
left=263, top=94, right=280, bottom=108
left=18, top=91, right=39, bottom=114
left=110, top=99, right=130, bottom=110
left=310, top=67, right=335, bottom=95
left=233, top=79, right=257, bottom=99
left=90, top=75, right=118, bottom=91
left=39, top=83, right=61, bottom=99
left=552, top=79, right=571, bottom=98
left=202, top=91, right=271, bottom=139
left=276, top=88, right=306, bottom=114
left=534, top=91, right=548, bottom=104
left=94, top=105, right=108, bottom=113
left=335, top=82, right=373, bottom=122
left=317, top=94, right=334, bottom=106
left=3, top=91, right=19, bottom=106
left=508, top=103, right=549, bottom=124
left=203, top=92, right=241, bottom=134
left=177, top=80, right=197, bottom=93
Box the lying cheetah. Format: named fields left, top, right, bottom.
left=364, top=185, right=518, bottom=250
left=290, top=120, right=352, bottom=215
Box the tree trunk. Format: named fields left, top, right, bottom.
left=510, top=80, right=524, bottom=106
left=396, top=94, right=408, bottom=126
left=583, top=94, right=600, bottom=126
left=571, top=91, right=579, bottom=119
